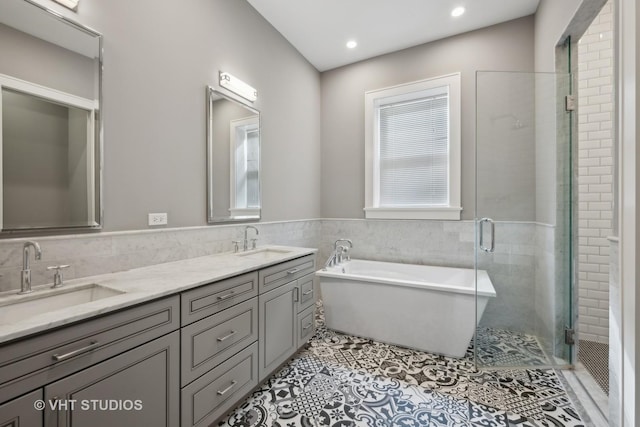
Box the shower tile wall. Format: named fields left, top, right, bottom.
left=577, top=0, right=613, bottom=344
left=0, top=220, right=321, bottom=293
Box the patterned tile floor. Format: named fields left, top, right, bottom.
left=218, top=302, right=584, bottom=427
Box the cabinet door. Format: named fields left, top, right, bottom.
left=258, top=281, right=297, bottom=381
left=0, top=389, right=42, bottom=427
left=44, top=332, right=179, bottom=427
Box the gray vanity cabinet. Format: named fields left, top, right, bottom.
left=179, top=272, right=261, bottom=427
left=257, top=256, right=317, bottom=382
left=43, top=331, right=179, bottom=427
left=0, top=389, right=43, bottom=427
left=181, top=343, right=258, bottom=427
left=297, top=305, right=315, bottom=347
left=258, top=280, right=298, bottom=381
left=0, top=250, right=318, bottom=427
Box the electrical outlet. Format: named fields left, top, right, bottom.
left=148, top=213, right=168, bottom=226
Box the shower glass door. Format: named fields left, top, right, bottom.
left=475, top=71, right=573, bottom=368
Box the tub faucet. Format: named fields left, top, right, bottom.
left=20, top=241, right=42, bottom=294
left=324, top=245, right=346, bottom=270
left=334, top=238, right=353, bottom=263
left=243, top=225, right=259, bottom=251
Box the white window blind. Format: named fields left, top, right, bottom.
left=377, top=92, right=449, bottom=207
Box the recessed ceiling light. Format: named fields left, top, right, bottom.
left=451, top=7, right=465, bottom=17
left=346, top=40, right=358, bottom=49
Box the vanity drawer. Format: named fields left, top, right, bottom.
left=0, top=295, right=179, bottom=403
left=258, top=254, right=315, bottom=293
left=181, top=271, right=258, bottom=326
left=297, top=305, right=315, bottom=347
left=181, top=297, right=258, bottom=386
left=181, top=342, right=258, bottom=427
left=297, top=273, right=315, bottom=313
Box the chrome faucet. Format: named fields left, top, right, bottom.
left=334, top=238, right=353, bottom=263
left=20, top=241, right=42, bottom=294
left=243, top=225, right=259, bottom=251
left=324, top=245, right=346, bottom=270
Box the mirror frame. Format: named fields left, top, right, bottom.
left=0, top=0, right=104, bottom=234
left=206, top=86, right=261, bottom=224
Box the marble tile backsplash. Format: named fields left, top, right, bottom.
left=0, top=218, right=563, bottom=345
left=0, top=220, right=320, bottom=292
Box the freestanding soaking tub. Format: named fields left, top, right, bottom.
left=316, top=259, right=496, bottom=358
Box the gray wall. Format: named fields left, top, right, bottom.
left=320, top=16, right=535, bottom=220
left=0, top=22, right=95, bottom=99
left=534, top=0, right=582, bottom=73
left=476, top=72, right=536, bottom=221
left=21, top=0, right=322, bottom=231
left=3, top=91, right=71, bottom=227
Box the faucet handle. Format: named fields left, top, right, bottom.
left=250, top=238, right=258, bottom=250
left=47, top=264, right=70, bottom=271
left=47, top=265, right=70, bottom=288
left=231, top=240, right=242, bottom=253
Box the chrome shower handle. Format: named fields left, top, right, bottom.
left=479, top=218, right=495, bottom=253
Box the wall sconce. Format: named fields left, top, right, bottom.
left=219, top=72, right=257, bottom=103
left=53, top=0, right=79, bottom=11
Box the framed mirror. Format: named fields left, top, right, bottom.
left=207, top=87, right=261, bottom=223
left=0, top=0, right=102, bottom=232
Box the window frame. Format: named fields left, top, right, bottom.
left=364, top=73, right=462, bottom=220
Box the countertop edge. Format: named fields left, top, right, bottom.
left=0, top=245, right=318, bottom=345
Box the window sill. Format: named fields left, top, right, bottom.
left=229, top=208, right=261, bottom=217
left=364, top=206, right=462, bottom=220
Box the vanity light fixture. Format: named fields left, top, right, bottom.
left=346, top=40, right=358, bottom=49
left=451, top=6, right=465, bottom=17
left=219, top=72, right=257, bottom=103
left=53, top=0, right=79, bottom=11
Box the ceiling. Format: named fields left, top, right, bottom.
left=247, top=0, right=540, bottom=72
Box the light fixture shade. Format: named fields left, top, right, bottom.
left=219, top=72, right=257, bottom=102
left=54, top=0, right=79, bottom=11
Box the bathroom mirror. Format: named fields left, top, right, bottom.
left=0, top=0, right=102, bottom=232
left=207, top=87, right=261, bottom=223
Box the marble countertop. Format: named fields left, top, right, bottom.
left=0, top=245, right=317, bottom=344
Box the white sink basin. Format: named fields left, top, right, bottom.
left=235, top=248, right=292, bottom=261
left=0, top=283, right=125, bottom=326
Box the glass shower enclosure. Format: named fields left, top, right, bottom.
left=475, top=71, right=573, bottom=368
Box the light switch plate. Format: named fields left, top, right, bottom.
left=148, top=213, right=168, bottom=226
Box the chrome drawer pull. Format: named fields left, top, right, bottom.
left=302, top=289, right=313, bottom=296
left=286, top=268, right=300, bottom=275
left=52, top=341, right=100, bottom=362
left=303, top=323, right=312, bottom=330
left=217, top=291, right=235, bottom=300
left=217, top=380, right=237, bottom=396
left=217, top=330, right=237, bottom=342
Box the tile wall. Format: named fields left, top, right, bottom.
left=0, top=220, right=320, bottom=293
left=0, top=218, right=564, bottom=353
left=577, top=0, right=614, bottom=343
